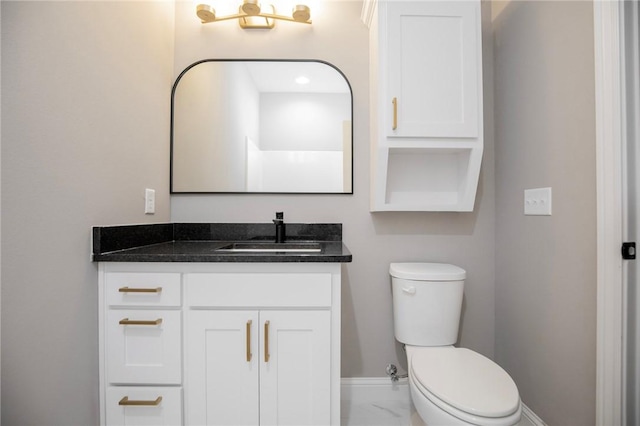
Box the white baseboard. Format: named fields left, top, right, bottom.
left=341, top=377, right=547, bottom=426
left=521, top=403, right=547, bottom=426
left=341, top=377, right=410, bottom=402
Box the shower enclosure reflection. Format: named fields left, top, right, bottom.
left=171, top=60, right=353, bottom=194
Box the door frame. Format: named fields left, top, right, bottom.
left=594, top=1, right=633, bottom=424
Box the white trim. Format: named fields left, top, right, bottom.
left=521, top=404, right=547, bottom=426
left=622, top=1, right=640, bottom=422
left=0, top=2, right=3, bottom=419
left=594, top=1, right=625, bottom=425
left=360, top=0, right=376, bottom=28
left=341, top=378, right=546, bottom=426
left=341, top=377, right=410, bottom=402
left=341, top=377, right=405, bottom=386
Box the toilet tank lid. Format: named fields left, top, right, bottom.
left=389, top=263, right=466, bottom=281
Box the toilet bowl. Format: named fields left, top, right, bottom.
left=407, top=346, right=521, bottom=426
left=390, top=263, right=521, bottom=426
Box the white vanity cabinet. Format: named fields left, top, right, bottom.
left=365, top=0, right=484, bottom=211
left=186, top=310, right=330, bottom=426
left=98, top=262, right=342, bottom=426
left=185, top=271, right=333, bottom=425
left=101, top=271, right=183, bottom=426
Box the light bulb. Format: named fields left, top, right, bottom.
left=292, top=4, right=310, bottom=22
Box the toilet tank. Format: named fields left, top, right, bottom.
left=390, top=263, right=465, bottom=346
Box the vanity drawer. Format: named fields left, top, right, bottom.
left=105, top=386, right=182, bottom=426
left=186, top=273, right=332, bottom=307
left=106, top=273, right=181, bottom=307
left=106, top=310, right=181, bottom=385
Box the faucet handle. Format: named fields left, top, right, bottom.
left=273, top=212, right=284, bottom=225
left=274, top=212, right=285, bottom=243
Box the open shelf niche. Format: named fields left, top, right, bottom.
left=372, top=143, right=482, bottom=212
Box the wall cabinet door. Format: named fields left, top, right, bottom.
left=186, top=310, right=330, bottom=426
left=385, top=1, right=481, bottom=138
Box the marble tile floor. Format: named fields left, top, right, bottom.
left=341, top=398, right=535, bottom=426
left=340, top=378, right=536, bottom=426
left=341, top=397, right=423, bottom=426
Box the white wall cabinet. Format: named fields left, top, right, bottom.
left=98, top=262, right=341, bottom=426
left=366, top=0, right=484, bottom=211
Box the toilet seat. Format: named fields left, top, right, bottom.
left=410, top=374, right=522, bottom=426
left=409, top=347, right=521, bottom=425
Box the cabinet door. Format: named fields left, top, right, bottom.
left=105, top=386, right=182, bottom=426
left=185, top=310, right=259, bottom=426
left=259, top=311, right=331, bottom=426
left=386, top=1, right=481, bottom=138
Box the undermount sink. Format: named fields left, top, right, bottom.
left=215, top=242, right=322, bottom=253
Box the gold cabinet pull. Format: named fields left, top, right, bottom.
left=246, top=320, right=253, bottom=362
left=264, top=320, right=270, bottom=362
left=119, top=286, right=162, bottom=293
left=119, top=318, right=163, bottom=326
left=392, top=97, right=398, bottom=130
left=119, top=396, right=163, bottom=406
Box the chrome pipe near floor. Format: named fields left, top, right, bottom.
left=385, top=364, right=408, bottom=382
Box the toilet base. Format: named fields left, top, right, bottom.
left=409, top=408, right=427, bottom=426
left=409, top=378, right=470, bottom=425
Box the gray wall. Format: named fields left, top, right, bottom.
left=170, top=0, right=497, bottom=377
left=1, top=2, right=174, bottom=424
left=493, top=2, right=597, bottom=424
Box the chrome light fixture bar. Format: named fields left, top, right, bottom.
left=196, top=0, right=312, bottom=29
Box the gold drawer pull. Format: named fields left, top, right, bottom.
left=119, top=286, right=162, bottom=293
left=264, top=320, right=270, bottom=363
left=119, top=396, right=163, bottom=406
left=119, top=318, right=163, bottom=326
left=246, top=320, right=253, bottom=362
left=392, top=97, right=398, bottom=130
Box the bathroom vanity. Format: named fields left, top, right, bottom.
left=93, top=223, right=351, bottom=426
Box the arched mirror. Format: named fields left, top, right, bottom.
left=171, top=60, right=353, bottom=194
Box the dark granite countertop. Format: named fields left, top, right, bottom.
left=92, top=223, right=352, bottom=263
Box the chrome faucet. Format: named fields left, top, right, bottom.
left=273, top=212, right=285, bottom=243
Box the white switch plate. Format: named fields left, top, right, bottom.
left=145, top=188, right=155, bottom=214
left=524, top=187, right=552, bottom=216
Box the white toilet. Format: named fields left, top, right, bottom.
left=390, top=263, right=522, bottom=426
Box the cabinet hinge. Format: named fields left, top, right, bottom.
left=622, top=242, right=636, bottom=260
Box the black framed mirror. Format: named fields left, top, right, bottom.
left=171, top=59, right=353, bottom=194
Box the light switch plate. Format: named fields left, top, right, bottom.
left=524, top=187, right=552, bottom=216
left=145, top=188, right=155, bottom=214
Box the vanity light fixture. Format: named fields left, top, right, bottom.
left=196, top=0, right=312, bottom=29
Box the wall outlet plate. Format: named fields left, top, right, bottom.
left=524, top=187, right=552, bottom=216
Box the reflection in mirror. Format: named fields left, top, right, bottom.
left=171, top=60, right=353, bottom=194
